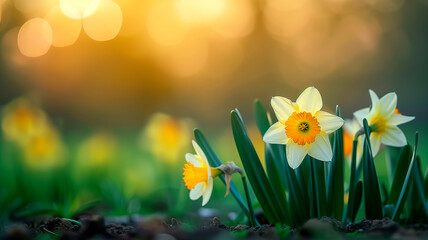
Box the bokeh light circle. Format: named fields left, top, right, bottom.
left=45, top=6, right=82, bottom=47
left=17, top=18, right=53, bottom=57
left=82, top=0, right=123, bottom=41
left=175, top=0, right=226, bottom=24
left=60, top=0, right=100, bottom=19
left=147, top=0, right=188, bottom=46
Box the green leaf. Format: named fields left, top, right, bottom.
left=254, top=99, right=309, bottom=225
left=73, top=199, right=102, bottom=217
left=13, top=204, right=56, bottom=218
left=254, top=99, right=271, bottom=136
left=392, top=132, right=419, bottom=221
left=424, top=172, right=428, bottom=200
left=309, top=157, right=327, bottom=218
left=265, top=144, right=290, bottom=224
left=231, top=109, right=287, bottom=223
left=387, top=147, right=402, bottom=184
left=388, top=145, right=412, bottom=205
left=266, top=144, right=307, bottom=225
left=362, top=119, right=383, bottom=219
left=343, top=139, right=358, bottom=223
left=352, top=181, right=363, bottom=222
left=381, top=183, right=389, bottom=205
left=194, top=129, right=251, bottom=220
left=326, top=106, right=344, bottom=219
left=254, top=100, right=290, bottom=224
left=412, top=157, right=428, bottom=219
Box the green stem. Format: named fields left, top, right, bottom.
left=343, top=140, right=358, bottom=222
left=241, top=176, right=258, bottom=227
left=309, top=157, right=320, bottom=218
left=413, top=158, right=428, bottom=218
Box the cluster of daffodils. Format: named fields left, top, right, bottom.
left=182, top=86, right=415, bottom=206
left=1, top=98, right=64, bottom=169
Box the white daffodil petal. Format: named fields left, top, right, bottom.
left=201, top=178, right=214, bottom=206
left=296, top=87, right=323, bottom=114
left=353, top=108, right=370, bottom=126
left=185, top=153, right=202, bottom=167
left=190, top=182, right=205, bottom=200
left=381, top=126, right=407, bottom=147
left=344, top=118, right=361, bottom=136
left=286, top=141, right=309, bottom=169
left=192, top=140, right=209, bottom=165
left=369, top=90, right=379, bottom=106
left=308, top=132, right=332, bottom=161
left=263, top=122, right=289, bottom=144
left=316, top=111, right=344, bottom=134
left=369, top=134, right=382, bottom=157
left=378, top=92, right=397, bottom=117
left=271, top=96, right=295, bottom=123
left=389, top=114, right=415, bottom=126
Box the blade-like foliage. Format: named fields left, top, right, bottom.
left=392, top=132, right=419, bottom=221
left=411, top=157, right=428, bottom=219
left=231, top=109, right=287, bottom=223
left=344, top=139, right=358, bottom=223
left=388, top=145, right=412, bottom=205
left=254, top=100, right=309, bottom=226
left=326, top=106, right=344, bottom=219
left=352, top=181, right=363, bottom=222
left=309, top=157, right=327, bottom=218
left=362, top=119, right=383, bottom=219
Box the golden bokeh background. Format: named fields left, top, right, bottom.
left=0, top=0, right=427, bottom=129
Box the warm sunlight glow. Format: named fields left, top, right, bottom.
left=82, top=0, right=123, bottom=41
left=45, top=6, right=82, bottom=47
left=146, top=1, right=188, bottom=46
left=175, top=0, right=226, bottom=24
left=156, top=38, right=208, bottom=77
left=14, top=0, right=56, bottom=15
left=60, top=0, right=100, bottom=19
left=211, top=0, right=254, bottom=39
left=18, top=18, right=53, bottom=57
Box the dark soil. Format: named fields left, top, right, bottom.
left=1, top=215, right=427, bottom=240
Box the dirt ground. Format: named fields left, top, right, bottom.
left=1, top=215, right=428, bottom=240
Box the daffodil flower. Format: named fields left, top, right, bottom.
left=353, top=90, right=415, bottom=156
left=263, top=87, right=344, bottom=169
left=343, top=118, right=363, bottom=161
left=183, top=140, right=222, bottom=206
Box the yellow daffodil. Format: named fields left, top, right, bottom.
left=142, top=113, right=192, bottom=164
left=78, top=132, right=117, bottom=167
left=23, top=126, right=64, bottom=169
left=263, top=87, right=344, bottom=169
left=182, top=140, right=222, bottom=206
left=2, top=98, right=48, bottom=143
left=353, top=90, right=414, bottom=156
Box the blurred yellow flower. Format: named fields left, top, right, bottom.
left=77, top=131, right=117, bottom=168
left=2, top=98, right=48, bottom=143
left=23, top=126, right=64, bottom=169
left=354, top=90, right=415, bottom=156
left=123, top=162, right=157, bottom=198
left=142, top=113, right=192, bottom=164
left=183, top=140, right=222, bottom=206
left=263, top=87, right=344, bottom=169
left=343, top=118, right=363, bottom=161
